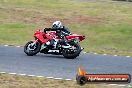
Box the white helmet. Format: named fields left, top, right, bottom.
left=52, top=21, right=63, bottom=29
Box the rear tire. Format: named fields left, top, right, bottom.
left=24, top=41, right=40, bottom=56
left=62, top=42, right=81, bottom=59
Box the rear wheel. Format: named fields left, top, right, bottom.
left=24, top=41, right=40, bottom=56
left=62, top=42, right=81, bottom=59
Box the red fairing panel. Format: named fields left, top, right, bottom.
left=34, top=30, right=52, bottom=44
left=66, top=34, right=85, bottom=41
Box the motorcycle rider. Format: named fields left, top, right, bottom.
left=44, top=21, right=71, bottom=48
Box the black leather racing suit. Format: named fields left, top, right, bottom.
left=44, top=26, right=71, bottom=45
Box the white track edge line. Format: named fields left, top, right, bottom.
left=46, top=77, right=54, bottom=79
left=18, top=74, right=26, bottom=76
left=65, top=79, right=72, bottom=81
left=4, top=45, right=8, bottom=46
left=0, top=72, right=6, bottom=74
left=54, top=78, right=63, bottom=80
left=27, top=75, right=36, bottom=77
left=2, top=45, right=132, bottom=57
left=114, top=55, right=117, bottom=56
left=0, top=72, right=131, bottom=87
left=36, top=76, right=44, bottom=78
left=9, top=73, right=17, bottom=75
left=103, top=54, right=107, bottom=55
left=16, top=46, right=21, bottom=47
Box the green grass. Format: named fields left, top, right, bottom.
left=70, top=24, right=132, bottom=55
left=0, top=0, right=132, bottom=56
left=0, top=73, right=121, bottom=88
left=0, top=23, right=34, bottom=45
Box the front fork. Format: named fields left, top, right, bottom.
left=31, top=39, right=38, bottom=46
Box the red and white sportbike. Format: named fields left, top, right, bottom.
left=24, top=29, right=85, bottom=59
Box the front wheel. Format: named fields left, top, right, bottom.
left=24, top=41, right=41, bottom=56
left=62, top=42, right=81, bottom=59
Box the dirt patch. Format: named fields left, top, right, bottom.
left=0, top=6, right=103, bottom=26
left=73, top=15, right=102, bottom=24
left=30, top=15, right=103, bottom=29
left=39, top=15, right=102, bottom=25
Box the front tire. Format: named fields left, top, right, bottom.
left=24, top=41, right=40, bottom=56
left=62, top=42, right=81, bottom=59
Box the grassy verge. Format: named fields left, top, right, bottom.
left=0, top=73, right=121, bottom=88
left=0, top=0, right=132, bottom=56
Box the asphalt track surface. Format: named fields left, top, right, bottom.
left=0, top=45, right=132, bottom=80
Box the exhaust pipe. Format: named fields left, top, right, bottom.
left=81, top=47, right=84, bottom=51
